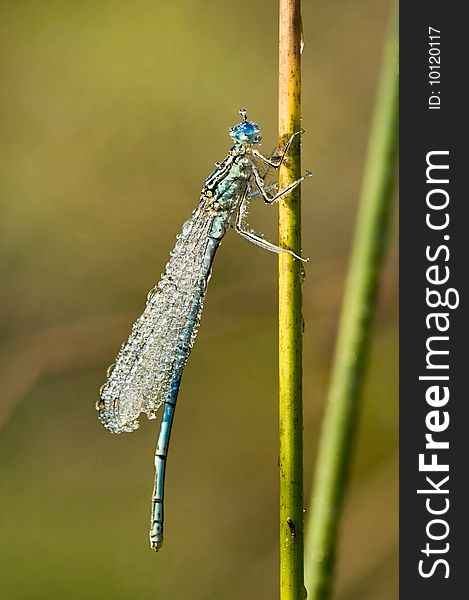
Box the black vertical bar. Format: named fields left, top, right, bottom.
left=400, top=3, right=466, bottom=597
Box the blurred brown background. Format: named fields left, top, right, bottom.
left=0, top=1, right=397, bottom=598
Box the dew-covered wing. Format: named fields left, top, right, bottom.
left=98, top=202, right=218, bottom=434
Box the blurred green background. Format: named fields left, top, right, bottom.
left=0, top=1, right=397, bottom=598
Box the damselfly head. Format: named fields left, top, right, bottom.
left=229, top=109, right=261, bottom=145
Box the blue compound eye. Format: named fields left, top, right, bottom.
left=229, top=120, right=261, bottom=144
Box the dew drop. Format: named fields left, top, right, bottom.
left=300, top=18, right=305, bottom=54
left=182, top=219, right=193, bottom=236
left=147, top=286, right=158, bottom=303
left=299, top=263, right=306, bottom=283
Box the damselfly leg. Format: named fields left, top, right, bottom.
left=235, top=190, right=309, bottom=262
left=252, top=129, right=305, bottom=168
left=251, top=166, right=312, bottom=205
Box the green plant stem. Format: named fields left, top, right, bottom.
left=278, top=1, right=305, bottom=599
left=304, top=10, right=399, bottom=600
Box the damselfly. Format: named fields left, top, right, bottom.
left=97, top=109, right=311, bottom=550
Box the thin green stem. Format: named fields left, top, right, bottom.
left=304, top=9, right=399, bottom=600
left=278, top=1, right=305, bottom=599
